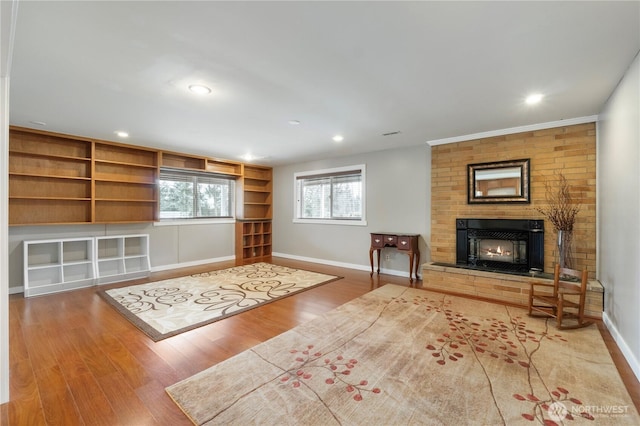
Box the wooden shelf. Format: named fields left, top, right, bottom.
left=237, top=165, right=272, bottom=220
left=9, top=150, right=92, bottom=162
left=8, top=126, right=270, bottom=229
left=235, top=165, right=272, bottom=262
left=235, top=219, right=272, bottom=264
left=92, top=143, right=158, bottom=223
left=206, top=158, right=242, bottom=176
left=9, top=172, right=91, bottom=181
left=10, top=152, right=92, bottom=178
left=11, top=199, right=92, bottom=226
left=160, top=152, right=206, bottom=170
left=8, top=127, right=161, bottom=225
left=10, top=128, right=92, bottom=158
left=94, top=163, right=157, bottom=184
left=95, top=142, right=158, bottom=167
left=10, top=174, right=91, bottom=200
left=160, top=151, right=244, bottom=177
left=94, top=200, right=157, bottom=223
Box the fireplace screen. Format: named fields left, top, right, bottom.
left=456, top=218, right=544, bottom=274
left=473, top=238, right=527, bottom=264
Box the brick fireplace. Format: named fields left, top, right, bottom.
left=428, top=122, right=596, bottom=277
left=423, top=122, right=600, bottom=316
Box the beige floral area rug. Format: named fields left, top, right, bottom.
left=166, top=284, right=639, bottom=425
left=98, top=263, right=341, bottom=341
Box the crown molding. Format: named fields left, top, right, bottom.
left=426, top=115, right=599, bottom=146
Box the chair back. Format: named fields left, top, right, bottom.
left=554, top=264, right=589, bottom=303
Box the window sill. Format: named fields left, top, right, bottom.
left=292, top=218, right=368, bottom=226
left=153, top=218, right=236, bottom=227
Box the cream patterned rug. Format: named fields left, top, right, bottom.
left=98, top=263, right=341, bottom=341
left=166, top=284, right=639, bottom=425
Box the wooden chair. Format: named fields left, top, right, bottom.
left=528, top=264, right=593, bottom=329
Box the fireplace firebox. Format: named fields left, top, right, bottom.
left=456, top=218, right=544, bottom=274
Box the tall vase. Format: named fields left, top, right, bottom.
left=557, top=230, right=573, bottom=269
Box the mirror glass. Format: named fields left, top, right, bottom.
left=468, top=159, right=530, bottom=204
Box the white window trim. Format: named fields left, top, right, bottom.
left=293, top=164, right=367, bottom=226
left=158, top=167, right=236, bottom=223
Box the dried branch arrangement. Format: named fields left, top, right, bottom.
left=535, top=172, right=581, bottom=231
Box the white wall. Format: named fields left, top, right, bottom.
left=273, top=144, right=430, bottom=276
left=0, top=72, right=9, bottom=405
left=8, top=222, right=235, bottom=291
left=1, top=0, right=18, bottom=405
left=598, top=52, right=640, bottom=379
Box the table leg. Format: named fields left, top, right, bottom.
left=414, top=247, right=421, bottom=280
left=369, top=248, right=374, bottom=276
left=408, top=251, right=414, bottom=283
left=376, top=249, right=381, bottom=275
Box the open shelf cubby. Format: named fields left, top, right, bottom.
left=23, top=234, right=151, bottom=296
left=24, top=237, right=96, bottom=297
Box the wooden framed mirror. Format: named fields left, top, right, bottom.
left=467, top=159, right=530, bottom=204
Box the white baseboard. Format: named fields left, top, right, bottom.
left=272, top=252, right=419, bottom=279
left=602, top=311, right=640, bottom=383
left=150, top=255, right=236, bottom=273
left=9, top=286, right=23, bottom=295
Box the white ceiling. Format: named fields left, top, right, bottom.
left=9, top=1, right=640, bottom=166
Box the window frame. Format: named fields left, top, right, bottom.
left=156, top=167, right=236, bottom=225
left=293, top=164, right=367, bottom=226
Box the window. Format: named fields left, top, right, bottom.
left=159, top=169, right=235, bottom=220
left=294, top=165, right=366, bottom=225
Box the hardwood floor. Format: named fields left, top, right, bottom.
left=1, top=257, right=638, bottom=425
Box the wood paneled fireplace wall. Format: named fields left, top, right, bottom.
left=430, top=122, right=596, bottom=278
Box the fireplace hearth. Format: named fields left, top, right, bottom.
left=456, top=218, right=544, bottom=274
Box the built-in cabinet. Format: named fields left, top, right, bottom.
left=23, top=234, right=150, bottom=297
left=159, top=151, right=243, bottom=176
left=239, top=165, right=273, bottom=220
left=235, top=165, right=272, bottom=263
left=10, top=126, right=274, bottom=272
left=235, top=220, right=272, bottom=264
left=9, top=128, right=93, bottom=224
left=9, top=127, right=158, bottom=225
left=94, top=143, right=158, bottom=223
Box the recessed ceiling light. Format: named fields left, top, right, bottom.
left=29, top=120, right=46, bottom=126
left=525, top=93, right=543, bottom=105
left=288, top=120, right=301, bottom=125
left=188, top=84, right=212, bottom=95
left=115, top=131, right=129, bottom=138
left=332, top=135, right=344, bottom=142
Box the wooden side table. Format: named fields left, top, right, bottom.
left=369, top=233, right=420, bottom=282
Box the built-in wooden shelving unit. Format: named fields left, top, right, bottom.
left=9, top=128, right=93, bottom=224
left=9, top=126, right=273, bottom=266
left=235, top=219, right=272, bottom=264
left=93, top=142, right=159, bottom=223
left=238, top=165, right=272, bottom=220
left=159, top=151, right=242, bottom=176
left=234, top=164, right=272, bottom=264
